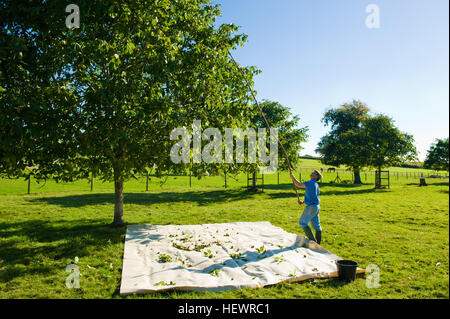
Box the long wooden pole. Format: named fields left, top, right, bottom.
left=228, top=51, right=301, bottom=204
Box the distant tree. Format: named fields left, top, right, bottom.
left=363, top=115, right=417, bottom=172
left=424, top=138, right=449, bottom=172
left=243, top=100, right=308, bottom=190
left=316, top=100, right=417, bottom=184
left=316, top=100, right=370, bottom=184
left=252, top=101, right=309, bottom=169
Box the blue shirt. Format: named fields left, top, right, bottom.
left=303, top=179, right=320, bottom=206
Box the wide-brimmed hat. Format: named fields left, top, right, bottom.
left=313, top=169, right=322, bottom=181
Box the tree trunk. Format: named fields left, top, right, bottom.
left=112, top=167, right=125, bottom=227
left=353, top=168, right=362, bottom=184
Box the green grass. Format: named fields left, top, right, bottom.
left=0, top=170, right=448, bottom=299
left=1, top=158, right=446, bottom=195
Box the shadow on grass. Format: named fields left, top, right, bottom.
left=0, top=219, right=125, bottom=283
left=264, top=182, right=387, bottom=198
left=296, top=273, right=366, bottom=288
left=263, top=182, right=365, bottom=190
left=27, top=182, right=395, bottom=209
left=406, top=181, right=449, bottom=187
left=28, top=189, right=256, bottom=208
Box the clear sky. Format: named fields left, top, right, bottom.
left=213, top=0, right=449, bottom=161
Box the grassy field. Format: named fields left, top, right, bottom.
left=0, top=163, right=448, bottom=299
left=1, top=158, right=447, bottom=195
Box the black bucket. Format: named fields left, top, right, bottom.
left=336, top=260, right=358, bottom=282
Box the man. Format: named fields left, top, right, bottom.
left=290, top=170, right=323, bottom=244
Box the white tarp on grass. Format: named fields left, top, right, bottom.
left=120, top=221, right=361, bottom=295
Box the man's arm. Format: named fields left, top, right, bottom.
left=290, top=173, right=306, bottom=189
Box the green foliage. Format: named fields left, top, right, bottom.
left=316, top=100, right=370, bottom=176
left=203, top=249, right=215, bottom=258
left=273, top=256, right=285, bottom=264
left=230, top=252, right=242, bottom=259
left=424, top=138, right=449, bottom=172
left=154, top=281, right=175, bottom=287
left=209, top=268, right=220, bottom=277
left=1, top=0, right=260, bottom=224
left=158, top=254, right=172, bottom=263
left=321, top=100, right=370, bottom=135
left=317, top=100, right=417, bottom=183
left=363, top=115, right=417, bottom=169
left=251, top=100, right=308, bottom=171
left=0, top=1, right=80, bottom=180
left=255, top=245, right=267, bottom=258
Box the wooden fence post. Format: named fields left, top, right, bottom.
left=27, top=175, right=31, bottom=194
left=224, top=172, right=227, bottom=188
left=146, top=171, right=149, bottom=191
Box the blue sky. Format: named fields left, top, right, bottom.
left=213, top=0, right=449, bottom=161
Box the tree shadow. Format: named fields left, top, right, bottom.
left=283, top=272, right=365, bottom=288
left=0, top=219, right=125, bottom=283
left=263, top=183, right=299, bottom=191
left=264, top=182, right=386, bottom=199
left=406, top=181, right=449, bottom=187
left=265, top=182, right=372, bottom=190
left=320, top=188, right=390, bottom=196
left=28, top=189, right=256, bottom=208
